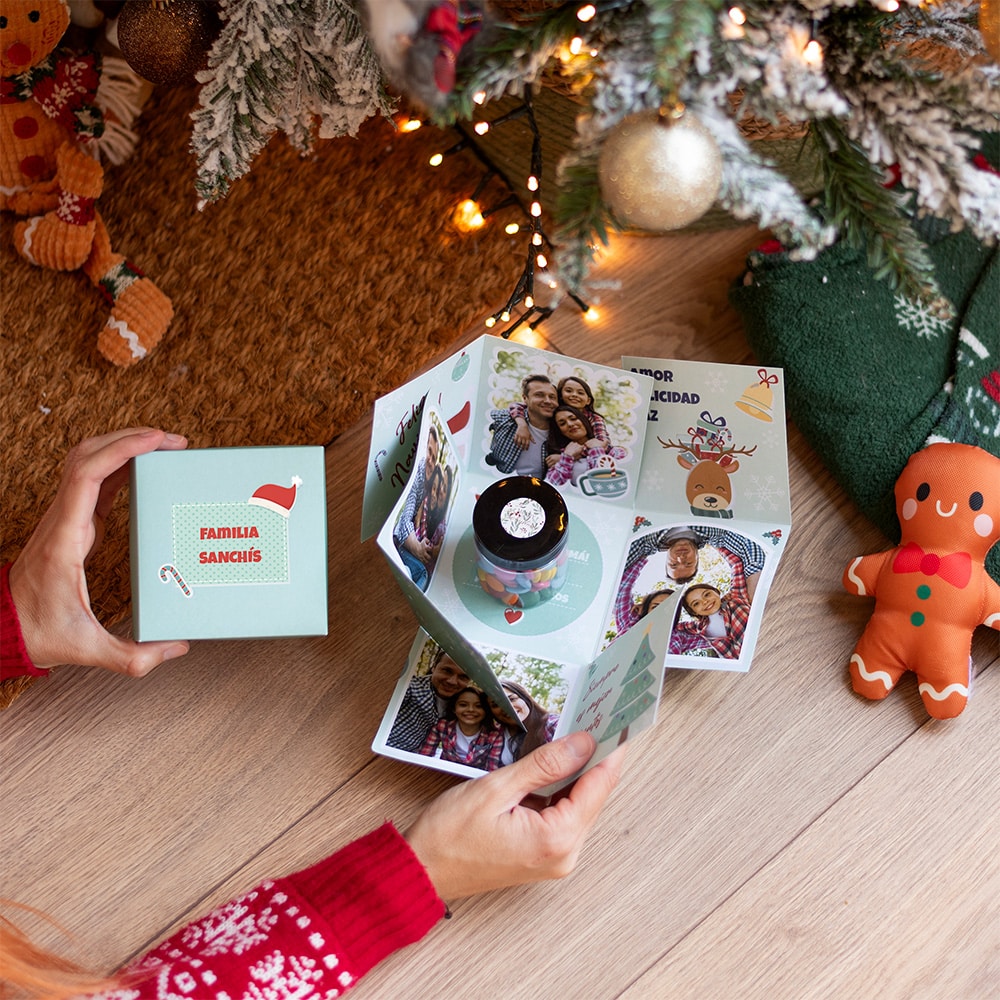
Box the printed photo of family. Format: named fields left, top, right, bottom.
left=382, top=636, right=564, bottom=775
left=609, top=525, right=766, bottom=661
left=391, top=411, right=458, bottom=592
left=483, top=354, right=644, bottom=497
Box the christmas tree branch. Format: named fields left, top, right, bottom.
left=693, top=101, right=835, bottom=258
left=811, top=117, right=942, bottom=309
left=193, top=0, right=390, bottom=204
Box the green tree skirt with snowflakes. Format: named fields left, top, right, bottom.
left=730, top=187, right=1000, bottom=584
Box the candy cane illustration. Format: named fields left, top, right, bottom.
left=159, top=564, right=192, bottom=597
left=373, top=448, right=388, bottom=481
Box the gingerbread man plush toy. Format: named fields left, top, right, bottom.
left=1, top=0, right=171, bottom=365
left=843, top=442, right=1000, bottom=719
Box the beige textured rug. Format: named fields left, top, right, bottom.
left=1, top=80, right=521, bottom=705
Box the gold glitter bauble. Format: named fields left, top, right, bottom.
left=598, top=111, right=723, bottom=231
left=117, top=0, right=221, bottom=86
left=981, top=0, right=1000, bottom=63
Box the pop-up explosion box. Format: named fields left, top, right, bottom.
left=361, top=337, right=791, bottom=790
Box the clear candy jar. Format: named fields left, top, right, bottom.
left=472, top=476, right=569, bottom=608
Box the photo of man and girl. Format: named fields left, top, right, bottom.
left=485, top=358, right=643, bottom=496
left=378, top=632, right=564, bottom=778
left=391, top=412, right=457, bottom=592
left=608, top=525, right=766, bottom=663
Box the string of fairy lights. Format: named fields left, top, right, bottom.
left=399, top=86, right=598, bottom=340
left=398, top=0, right=897, bottom=338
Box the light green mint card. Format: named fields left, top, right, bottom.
left=130, top=446, right=328, bottom=640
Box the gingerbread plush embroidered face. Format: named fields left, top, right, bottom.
left=0, top=1, right=70, bottom=78
left=897, top=444, right=999, bottom=560
left=843, top=442, right=1000, bottom=718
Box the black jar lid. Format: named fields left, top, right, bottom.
left=473, top=476, right=569, bottom=571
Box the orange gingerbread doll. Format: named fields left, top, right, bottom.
left=1, top=0, right=171, bottom=365
left=843, top=442, right=1000, bottom=719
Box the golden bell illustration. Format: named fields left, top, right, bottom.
left=735, top=369, right=777, bottom=422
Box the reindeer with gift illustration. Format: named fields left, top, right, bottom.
left=658, top=412, right=757, bottom=519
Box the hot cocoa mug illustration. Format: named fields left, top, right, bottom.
left=579, top=467, right=628, bottom=497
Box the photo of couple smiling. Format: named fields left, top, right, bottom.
left=485, top=363, right=644, bottom=496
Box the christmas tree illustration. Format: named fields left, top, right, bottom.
left=601, top=625, right=658, bottom=745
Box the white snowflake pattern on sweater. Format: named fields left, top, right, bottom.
left=84, top=881, right=351, bottom=1000
left=180, top=888, right=280, bottom=956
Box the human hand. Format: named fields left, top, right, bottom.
left=404, top=731, right=625, bottom=900
left=8, top=428, right=191, bottom=675
left=403, top=535, right=431, bottom=563
left=513, top=417, right=531, bottom=449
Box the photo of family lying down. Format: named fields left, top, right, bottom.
left=609, top=525, right=766, bottom=661
left=484, top=361, right=644, bottom=495
left=382, top=637, right=565, bottom=774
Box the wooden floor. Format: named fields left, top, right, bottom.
left=3, top=224, right=998, bottom=1000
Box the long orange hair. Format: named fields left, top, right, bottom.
left=0, top=901, right=121, bottom=1000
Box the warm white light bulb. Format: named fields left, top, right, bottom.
left=525, top=295, right=534, bottom=308
left=429, top=152, right=443, bottom=167
left=802, top=39, right=823, bottom=67
left=400, top=118, right=422, bottom=132
left=569, top=36, right=583, bottom=55
left=532, top=233, right=543, bottom=246
left=584, top=307, right=599, bottom=322
left=452, top=199, right=485, bottom=232
left=485, top=316, right=496, bottom=328
left=501, top=311, right=511, bottom=322
left=577, top=3, right=596, bottom=21
left=728, top=6, right=746, bottom=25
left=505, top=222, right=520, bottom=235
left=473, top=90, right=487, bottom=105
left=536, top=253, right=548, bottom=268
left=474, top=121, right=490, bottom=135
left=527, top=175, right=538, bottom=192
left=530, top=201, right=542, bottom=217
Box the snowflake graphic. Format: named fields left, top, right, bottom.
left=638, top=467, right=669, bottom=493
left=757, top=427, right=783, bottom=449
left=893, top=294, right=951, bottom=340
left=743, top=475, right=784, bottom=512
left=705, top=371, right=730, bottom=393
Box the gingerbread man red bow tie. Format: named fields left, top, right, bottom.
left=892, top=542, right=972, bottom=589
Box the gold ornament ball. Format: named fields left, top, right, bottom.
left=117, top=0, right=221, bottom=86
left=982, top=0, right=1000, bottom=63
left=598, top=111, right=723, bottom=231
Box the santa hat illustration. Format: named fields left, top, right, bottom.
left=248, top=476, right=302, bottom=517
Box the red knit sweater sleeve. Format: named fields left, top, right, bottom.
left=102, top=823, right=444, bottom=998
left=0, top=562, right=49, bottom=682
